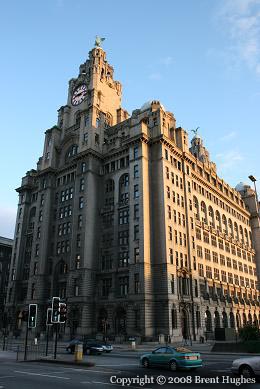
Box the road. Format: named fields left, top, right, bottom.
left=0, top=351, right=259, bottom=389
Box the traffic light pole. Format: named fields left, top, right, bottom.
left=54, top=323, right=58, bottom=360
left=24, top=322, right=29, bottom=361
left=45, top=325, right=49, bottom=357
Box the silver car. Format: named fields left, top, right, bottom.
left=231, top=356, right=260, bottom=377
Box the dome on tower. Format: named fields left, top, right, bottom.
left=235, top=182, right=248, bottom=192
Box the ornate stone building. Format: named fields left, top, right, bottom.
left=6, top=43, right=260, bottom=341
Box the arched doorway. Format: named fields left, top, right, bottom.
left=242, top=312, right=247, bottom=327
left=214, top=310, right=220, bottom=328
left=205, top=309, right=212, bottom=332
left=230, top=311, right=235, bottom=328
left=253, top=313, right=258, bottom=327
left=180, top=308, right=189, bottom=340
left=222, top=311, right=228, bottom=328
left=114, top=307, right=127, bottom=335
left=236, top=312, right=241, bottom=329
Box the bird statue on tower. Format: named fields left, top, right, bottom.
left=191, top=127, right=200, bottom=136
left=95, top=36, right=105, bottom=47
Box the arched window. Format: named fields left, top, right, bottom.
left=230, top=312, right=235, bottom=328
left=205, top=309, right=212, bottom=332
left=208, top=206, right=215, bottom=227
left=244, top=229, right=249, bottom=245
left=228, top=219, right=233, bottom=237
left=193, top=196, right=200, bottom=221
left=222, top=215, right=228, bottom=234
left=239, top=226, right=244, bottom=243
left=214, top=310, right=220, bottom=328
left=216, top=211, right=221, bottom=231
left=234, top=222, right=239, bottom=240
left=242, top=312, right=247, bottom=326
left=222, top=311, right=228, bottom=328
left=105, top=112, right=113, bottom=128
left=201, top=202, right=207, bottom=224
left=236, top=312, right=241, bottom=329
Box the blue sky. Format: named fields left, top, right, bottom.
left=0, top=0, right=260, bottom=238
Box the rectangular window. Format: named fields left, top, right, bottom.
left=134, top=164, right=139, bottom=178
left=134, top=185, right=139, bottom=199
left=198, top=263, right=204, bottom=277
left=79, top=197, right=84, bottom=209
left=118, top=230, right=129, bottom=245
left=119, top=209, right=129, bottom=225
left=169, top=226, right=172, bottom=240
left=119, top=276, right=129, bottom=296
left=169, top=248, right=173, bottom=264
left=80, top=178, right=84, bottom=191
left=102, top=278, right=112, bottom=297
left=206, top=266, right=212, bottom=279
left=134, top=204, right=139, bottom=219
left=81, top=162, right=86, bottom=173
left=134, top=225, right=139, bottom=240
left=171, top=274, right=175, bottom=294
left=134, top=247, right=140, bottom=263
left=133, top=145, right=138, bottom=160
left=134, top=274, right=140, bottom=294
left=118, top=251, right=129, bottom=267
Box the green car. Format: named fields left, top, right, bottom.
left=140, top=346, right=202, bottom=371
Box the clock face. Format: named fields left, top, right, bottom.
left=71, top=84, right=87, bottom=106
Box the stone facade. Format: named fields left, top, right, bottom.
left=6, top=44, right=260, bottom=341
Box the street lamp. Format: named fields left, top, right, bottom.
left=248, top=175, right=259, bottom=214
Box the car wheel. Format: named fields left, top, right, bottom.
left=142, top=358, right=150, bottom=368
left=169, top=360, right=178, bottom=372
left=239, top=365, right=255, bottom=378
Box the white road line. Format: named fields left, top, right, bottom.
left=14, top=370, right=70, bottom=380
left=64, top=368, right=122, bottom=374
left=80, top=382, right=92, bottom=384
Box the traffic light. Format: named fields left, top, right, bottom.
left=51, top=297, right=60, bottom=323
left=59, top=302, right=67, bottom=323
left=28, top=304, right=37, bottom=328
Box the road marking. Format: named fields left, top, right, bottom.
left=14, top=371, right=70, bottom=380
left=0, top=376, right=14, bottom=379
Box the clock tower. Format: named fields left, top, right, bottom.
left=55, top=46, right=128, bottom=156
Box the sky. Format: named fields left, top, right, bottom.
left=0, top=0, right=260, bottom=238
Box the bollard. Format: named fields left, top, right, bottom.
left=74, top=343, right=83, bottom=362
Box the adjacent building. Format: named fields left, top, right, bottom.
left=6, top=43, right=260, bottom=341
left=0, top=236, right=12, bottom=330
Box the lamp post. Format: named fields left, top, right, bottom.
left=248, top=175, right=259, bottom=214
